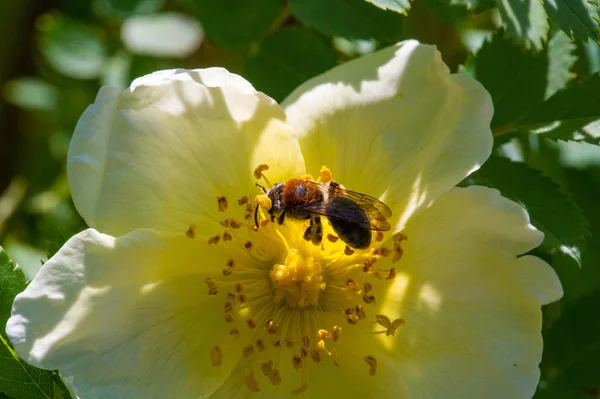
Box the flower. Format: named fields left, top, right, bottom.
left=7, top=40, right=562, bottom=398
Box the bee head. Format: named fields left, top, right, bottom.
left=266, top=183, right=285, bottom=215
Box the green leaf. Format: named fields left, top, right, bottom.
left=3, top=79, right=58, bottom=112
left=465, top=156, right=589, bottom=266
left=244, top=27, right=337, bottom=102
left=544, top=0, right=600, bottom=41
left=93, top=0, right=164, bottom=19
left=188, top=0, right=282, bottom=48
left=518, top=73, right=600, bottom=127
left=545, top=30, right=576, bottom=99
left=495, top=0, right=549, bottom=50
left=474, top=32, right=548, bottom=129
left=364, top=0, right=411, bottom=14
left=37, top=14, right=106, bottom=79
left=0, top=248, right=54, bottom=399
left=289, top=0, right=405, bottom=43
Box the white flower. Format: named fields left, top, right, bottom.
left=7, top=40, right=562, bottom=398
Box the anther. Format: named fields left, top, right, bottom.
left=364, top=355, right=378, bottom=376
left=373, top=247, right=392, bottom=257
left=253, top=164, right=269, bottom=179
left=316, top=329, right=330, bottom=340
left=273, top=340, right=281, bottom=348
left=238, top=294, right=247, bottom=304
left=229, top=328, right=240, bottom=336
left=224, top=312, right=233, bottom=323
left=266, top=318, right=278, bottom=335
left=210, top=346, right=222, bottom=366
left=256, top=340, right=266, bottom=352
left=344, top=307, right=354, bottom=315
left=286, top=336, right=294, bottom=348
left=261, top=360, right=273, bottom=376
left=327, top=234, right=339, bottom=243
left=346, top=314, right=358, bottom=324
left=238, top=196, right=249, bottom=205
left=332, top=326, right=342, bottom=342
left=208, top=234, right=220, bottom=245
left=230, top=219, right=243, bottom=229
left=219, top=219, right=230, bottom=227
left=310, top=349, right=321, bottom=363
left=386, top=268, right=396, bottom=279
left=319, top=166, right=333, bottom=183
left=363, top=294, right=376, bottom=304
left=217, top=196, right=228, bottom=212
left=244, top=369, right=260, bottom=392
left=364, top=282, right=373, bottom=293
left=246, top=319, right=256, bottom=329
left=242, top=344, right=254, bottom=358
left=222, top=268, right=233, bottom=277
left=344, top=246, right=355, bottom=256
left=292, top=355, right=304, bottom=370
left=204, top=278, right=215, bottom=288
left=316, top=340, right=325, bottom=351
left=269, top=370, right=282, bottom=386
left=226, top=259, right=235, bottom=268
left=227, top=292, right=236, bottom=300
left=260, top=219, right=270, bottom=227
left=235, top=282, right=244, bottom=292
left=392, top=246, right=404, bottom=263
left=224, top=302, right=233, bottom=312
left=291, top=383, right=309, bottom=395
left=185, top=224, right=196, bottom=239
left=375, top=231, right=384, bottom=242
left=300, top=347, right=308, bottom=358
left=375, top=315, right=405, bottom=336
left=302, top=336, right=310, bottom=348
left=208, top=287, right=218, bottom=295
left=244, top=241, right=253, bottom=250
left=223, top=231, right=232, bottom=241
left=355, top=305, right=366, bottom=320
left=345, top=278, right=359, bottom=290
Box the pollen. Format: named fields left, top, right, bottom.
left=270, top=250, right=326, bottom=307
left=256, top=194, right=272, bottom=211
left=217, top=196, right=228, bottom=212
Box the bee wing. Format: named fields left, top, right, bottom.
left=300, top=181, right=392, bottom=231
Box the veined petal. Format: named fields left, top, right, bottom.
left=370, top=186, right=562, bottom=398
left=68, top=68, right=305, bottom=237
left=282, top=40, right=493, bottom=231
left=6, top=229, right=247, bottom=398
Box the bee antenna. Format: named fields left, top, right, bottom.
left=254, top=204, right=260, bottom=229
left=256, top=182, right=267, bottom=193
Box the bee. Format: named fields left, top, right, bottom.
left=255, top=179, right=392, bottom=249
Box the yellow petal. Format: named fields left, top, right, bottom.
left=68, top=68, right=305, bottom=237
left=282, top=40, right=493, bottom=231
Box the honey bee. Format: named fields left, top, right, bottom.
left=255, top=179, right=392, bottom=249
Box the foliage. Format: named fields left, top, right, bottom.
left=0, top=0, right=599, bottom=397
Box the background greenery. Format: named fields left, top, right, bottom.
left=0, top=0, right=599, bottom=397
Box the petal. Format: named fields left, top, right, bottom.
left=372, top=186, right=562, bottom=397
left=282, top=40, right=493, bottom=231
left=6, top=229, right=247, bottom=398
left=68, top=68, right=305, bottom=237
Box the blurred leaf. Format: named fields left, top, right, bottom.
left=518, top=73, right=600, bottom=128
left=474, top=32, right=548, bottom=129
left=332, top=37, right=377, bottom=57
left=289, top=0, right=405, bottom=43
left=365, top=0, right=411, bottom=14
left=244, top=27, right=337, bottom=102
left=545, top=30, right=576, bottom=99
left=100, top=51, right=132, bottom=89
left=496, top=0, right=549, bottom=50
left=121, top=13, right=203, bottom=58
left=0, top=248, right=53, bottom=399
left=3, top=79, right=58, bottom=111
left=189, top=0, right=282, bottom=48
left=534, top=378, right=588, bottom=398
left=466, top=156, right=589, bottom=266
left=93, top=0, right=164, bottom=19
left=38, top=14, right=106, bottom=79
left=544, top=0, right=600, bottom=42
left=544, top=290, right=600, bottom=388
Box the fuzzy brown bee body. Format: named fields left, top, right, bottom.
left=257, top=179, right=392, bottom=249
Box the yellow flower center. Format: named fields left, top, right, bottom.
left=194, top=166, right=407, bottom=394
left=271, top=250, right=326, bottom=308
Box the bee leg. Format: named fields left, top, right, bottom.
left=312, top=216, right=323, bottom=245
left=277, top=211, right=286, bottom=225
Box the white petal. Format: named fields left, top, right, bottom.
left=373, top=186, right=562, bottom=397
left=68, top=68, right=305, bottom=237
left=7, top=229, right=246, bottom=398
left=283, top=40, right=493, bottom=231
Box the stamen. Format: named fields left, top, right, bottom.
left=210, top=346, right=222, bottom=366
left=242, top=344, right=254, bottom=358
left=256, top=340, right=266, bottom=352
left=364, top=356, right=377, bottom=376
left=291, top=383, right=309, bottom=395
left=292, top=355, right=304, bottom=369
left=208, top=234, right=220, bottom=245
left=238, top=196, right=249, bottom=205
left=331, top=326, right=342, bottom=342
left=217, top=196, right=228, bottom=212
left=375, top=314, right=406, bottom=336
left=185, top=224, right=196, bottom=239
left=327, top=234, right=339, bottom=243
left=253, top=164, right=270, bottom=179
left=344, top=246, right=355, bottom=256
left=244, top=369, right=260, bottom=392
left=223, top=231, right=233, bottom=241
